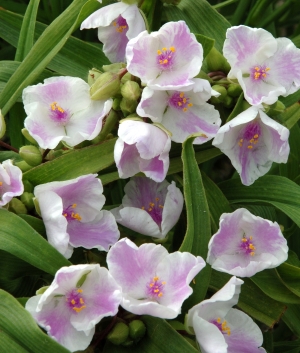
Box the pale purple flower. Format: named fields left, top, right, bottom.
left=223, top=25, right=300, bottom=106
left=126, top=21, right=203, bottom=90
left=25, top=264, right=122, bottom=352
left=34, top=174, right=120, bottom=259
left=212, top=106, right=289, bottom=186
left=207, top=208, right=288, bottom=277
left=0, top=159, right=23, bottom=206
left=137, top=79, right=221, bottom=143
left=186, top=276, right=266, bottom=353
left=80, top=1, right=146, bottom=63
left=111, top=176, right=183, bottom=238
left=23, top=76, right=112, bottom=149
left=114, top=120, right=171, bottom=182
left=107, top=238, right=205, bottom=319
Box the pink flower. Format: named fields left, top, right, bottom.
left=0, top=159, right=23, bottom=206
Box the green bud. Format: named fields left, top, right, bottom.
left=206, top=47, right=230, bottom=73
left=33, top=197, right=41, bottom=216
left=223, top=95, right=234, bottom=108
left=227, top=83, right=243, bottom=98
left=268, top=100, right=286, bottom=116
left=121, top=81, right=141, bottom=101
left=103, top=63, right=126, bottom=73
left=8, top=198, right=27, bottom=214
left=121, top=338, right=134, bottom=347
left=0, top=109, right=6, bottom=139
left=36, top=286, right=49, bottom=295
left=19, top=145, right=42, bottom=166
left=14, top=160, right=33, bottom=172
left=112, top=98, right=122, bottom=111
left=21, top=128, right=38, bottom=145
left=211, top=85, right=227, bottom=102
left=46, top=149, right=64, bottom=161
left=121, top=72, right=132, bottom=84
left=20, top=192, right=35, bottom=211
left=88, top=68, right=102, bottom=86
left=120, top=98, right=138, bottom=115
left=107, top=322, right=129, bottom=345
left=129, top=320, right=146, bottom=341
left=90, top=72, right=121, bottom=100
left=23, top=179, right=34, bottom=193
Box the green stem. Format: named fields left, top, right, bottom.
left=212, top=0, right=240, bottom=10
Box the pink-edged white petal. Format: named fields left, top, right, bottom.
left=126, top=21, right=203, bottom=89
left=114, top=140, right=141, bottom=179
left=207, top=208, right=289, bottom=277
left=137, top=87, right=168, bottom=123
left=212, top=106, right=290, bottom=186
left=0, top=160, right=23, bottom=206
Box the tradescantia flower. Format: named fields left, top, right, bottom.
left=107, top=238, right=205, bottom=319
left=0, top=160, right=23, bottom=207
left=137, top=78, right=221, bottom=143
left=126, top=21, right=203, bottom=90
left=23, top=76, right=112, bottom=149
left=80, top=1, right=146, bottom=63
left=186, top=276, right=266, bottom=353
left=223, top=25, right=300, bottom=106
left=111, top=176, right=184, bottom=238
left=34, top=174, right=120, bottom=259
left=212, top=106, right=289, bottom=186
left=114, top=120, right=171, bottom=182
left=26, top=264, right=122, bottom=352
left=206, top=208, right=288, bottom=277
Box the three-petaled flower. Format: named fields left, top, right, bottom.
left=23, top=76, right=112, bottom=149
left=212, top=106, right=290, bottom=186
left=25, top=264, right=122, bottom=352
left=34, top=174, right=120, bottom=259
left=186, top=276, right=266, bottom=353
left=111, top=176, right=184, bottom=238
left=81, top=1, right=146, bottom=63
left=223, top=25, right=300, bottom=106
left=107, top=238, right=205, bottom=319
left=126, top=21, right=203, bottom=90
left=206, top=208, right=288, bottom=277
left=0, top=159, right=23, bottom=207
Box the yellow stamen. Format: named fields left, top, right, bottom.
left=180, top=92, right=184, bottom=98
left=254, top=134, right=259, bottom=139
left=183, top=98, right=187, bottom=103
left=72, top=203, right=77, bottom=208
left=113, top=21, right=117, bottom=26
left=148, top=208, right=152, bottom=212
left=149, top=202, right=155, bottom=207
left=155, top=197, right=159, bottom=201
left=247, top=145, right=253, bottom=149
left=159, top=205, right=164, bottom=209
left=71, top=299, right=76, bottom=305
left=249, top=244, right=256, bottom=250
left=157, top=50, right=162, bottom=55
left=163, top=59, right=168, bottom=64
left=217, top=318, right=221, bottom=323
left=254, top=67, right=260, bottom=71
left=162, top=281, right=166, bottom=285
left=170, top=46, right=175, bottom=52
left=141, top=206, right=145, bottom=210
left=241, top=238, right=247, bottom=242
left=63, top=213, right=67, bottom=217
left=77, top=289, right=83, bottom=293
left=73, top=305, right=86, bottom=313
left=0, top=182, right=3, bottom=186
left=149, top=283, right=154, bottom=288
left=80, top=298, right=84, bottom=304
left=162, top=47, right=167, bottom=51
left=250, top=236, right=253, bottom=240
left=182, top=108, right=188, bottom=112
left=158, top=293, right=163, bottom=297
left=188, top=103, right=193, bottom=107
left=153, top=276, right=159, bottom=281
left=178, top=102, right=182, bottom=106
left=250, top=251, right=255, bottom=256
left=154, top=289, right=159, bottom=293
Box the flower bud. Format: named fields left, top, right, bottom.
left=211, top=85, right=227, bottom=103
left=103, top=63, right=126, bottom=73
left=112, top=98, right=122, bottom=111
left=19, top=145, right=42, bottom=166
left=206, top=47, right=231, bottom=73
left=121, top=72, right=133, bottom=84
left=90, top=72, right=121, bottom=100
left=121, top=81, right=141, bottom=101
left=21, top=128, right=38, bottom=145
left=268, top=100, right=286, bottom=116
left=227, top=83, right=243, bottom=98
left=23, top=180, right=34, bottom=193
left=14, top=160, right=33, bottom=172
left=223, top=95, right=234, bottom=108
left=46, top=149, right=64, bottom=161
left=129, top=320, right=146, bottom=342
left=8, top=198, right=27, bottom=214
left=0, top=109, right=6, bottom=139
left=107, top=322, right=129, bottom=345
left=120, top=98, right=138, bottom=115
left=20, top=192, right=35, bottom=211
left=88, top=68, right=102, bottom=86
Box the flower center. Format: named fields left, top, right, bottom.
left=168, top=92, right=193, bottom=112
left=157, top=46, right=176, bottom=70
left=66, top=288, right=86, bottom=313
left=141, top=197, right=164, bottom=226
left=213, top=317, right=231, bottom=335
left=49, top=102, right=70, bottom=125
left=113, top=16, right=128, bottom=33
left=251, top=65, right=270, bottom=81
left=238, top=122, right=261, bottom=150
left=147, top=276, right=166, bottom=298
left=63, top=203, right=82, bottom=221
left=240, top=235, right=256, bottom=256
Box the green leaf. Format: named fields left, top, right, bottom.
left=277, top=263, right=300, bottom=298
left=23, top=138, right=116, bottom=185
left=180, top=134, right=211, bottom=307
left=279, top=102, right=300, bottom=130
left=283, top=304, right=300, bottom=337
left=194, top=33, right=215, bottom=59
left=15, top=0, right=40, bottom=61
left=210, top=270, right=286, bottom=327
left=0, top=289, right=71, bottom=353
left=104, top=316, right=198, bottom=353
left=219, top=175, right=300, bottom=227
left=0, top=0, right=100, bottom=115
left=0, top=209, right=70, bottom=275
left=163, top=0, right=230, bottom=51
left=226, top=93, right=244, bottom=122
